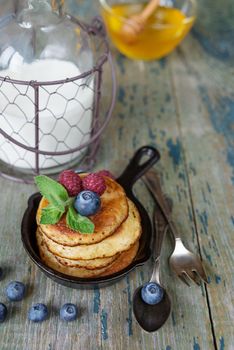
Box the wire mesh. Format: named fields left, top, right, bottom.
left=0, top=16, right=116, bottom=183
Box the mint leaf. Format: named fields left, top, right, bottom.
left=35, top=175, right=68, bottom=210
left=77, top=215, right=95, bottom=234
left=40, top=205, right=64, bottom=225
left=66, top=206, right=94, bottom=234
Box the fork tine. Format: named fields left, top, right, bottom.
left=192, top=271, right=202, bottom=286
left=194, top=264, right=209, bottom=284
left=185, top=270, right=201, bottom=286
left=178, top=273, right=191, bottom=287
left=182, top=271, right=197, bottom=286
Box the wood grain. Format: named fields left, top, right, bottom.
left=0, top=0, right=233, bottom=349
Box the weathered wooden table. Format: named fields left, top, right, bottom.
left=0, top=1, right=233, bottom=349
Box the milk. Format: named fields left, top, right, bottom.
left=0, top=59, right=94, bottom=171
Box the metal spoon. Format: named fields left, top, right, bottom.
left=133, top=206, right=171, bottom=332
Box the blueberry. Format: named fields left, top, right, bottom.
left=60, top=303, right=78, bottom=322
left=141, top=282, right=164, bottom=305
left=0, top=303, right=7, bottom=323
left=74, top=190, right=101, bottom=216
left=6, top=281, right=26, bottom=301
left=28, top=303, right=48, bottom=322
left=0, top=267, right=3, bottom=281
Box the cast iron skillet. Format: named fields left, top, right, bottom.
left=21, top=146, right=160, bottom=288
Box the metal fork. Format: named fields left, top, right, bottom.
left=144, top=169, right=208, bottom=286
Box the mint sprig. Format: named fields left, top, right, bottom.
left=35, top=175, right=95, bottom=234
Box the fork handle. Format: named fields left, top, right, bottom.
left=144, top=170, right=180, bottom=239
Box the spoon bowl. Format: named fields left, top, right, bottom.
left=133, top=286, right=171, bottom=332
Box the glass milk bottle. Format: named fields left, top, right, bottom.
left=0, top=0, right=94, bottom=172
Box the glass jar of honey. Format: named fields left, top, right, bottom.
left=100, top=0, right=196, bottom=60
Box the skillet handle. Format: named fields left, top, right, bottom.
left=117, top=146, right=160, bottom=189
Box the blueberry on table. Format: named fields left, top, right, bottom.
left=60, top=303, right=78, bottom=322
left=6, top=281, right=26, bottom=301
left=0, top=303, right=7, bottom=323
left=141, top=282, right=164, bottom=305
left=74, top=190, right=101, bottom=216
left=28, top=303, right=48, bottom=322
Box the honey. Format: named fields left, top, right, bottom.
left=101, top=3, right=195, bottom=60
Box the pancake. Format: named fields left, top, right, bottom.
left=37, top=229, right=139, bottom=278
left=99, top=240, right=139, bottom=277
left=37, top=231, right=111, bottom=277
left=36, top=176, right=128, bottom=246
left=40, top=199, right=141, bottom=260
left=36, top=229, right=120, bottom=270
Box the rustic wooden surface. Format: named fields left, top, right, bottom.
left=0, top=1, right=234, bottom=349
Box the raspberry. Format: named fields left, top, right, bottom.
left=58, top=170, right=82, bottom=197
left=96, top=170, right=115, bottom=179
left=82, top=173, right=106, bottom=196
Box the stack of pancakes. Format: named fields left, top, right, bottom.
left=36, top=176, right=142, bottom=278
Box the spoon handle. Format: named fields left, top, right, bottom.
left=149, top=220, right=168, bottom=284
left=144, top=170, right=180, bottom=239
left=149, top=184, right=171, bottom=283
left=153, top=206, right=168, bottom=260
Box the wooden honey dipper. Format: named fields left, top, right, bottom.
left=120, top=0, right=160, bottom=44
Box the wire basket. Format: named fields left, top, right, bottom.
left=0, top=16, right=116, bottom=183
